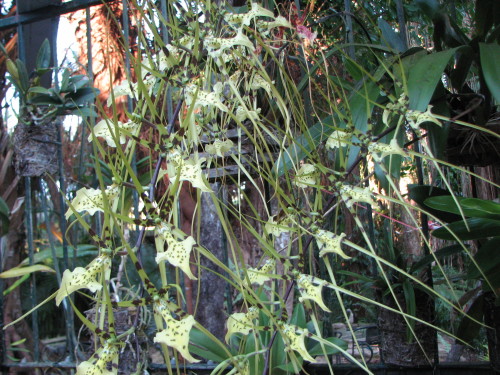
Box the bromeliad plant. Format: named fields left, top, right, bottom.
left=7, top=0, right=500, bottom=374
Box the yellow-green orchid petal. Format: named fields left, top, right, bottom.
left=154, top=300, right=199, bottom=363
left=297, top=274, right=330, bottom=312
left=338, top=184, right=377, bottom=209
left=246, top=258, right=276, bottom=285
left=264, top=215, right=292, bottom=237
left=382, top=94, right=408, bottom=127
left=89, top=119, right=139, bottom=147
left=206, top=30, right=255, bottom=59
left=185, top=84, right=228, bottom=112
left=281, top=324, right=316, bottom=363
left=294, top=163, right=317, bottom=188
left=325, top=130, right=352, bottom=150
left=224, top=2, right=275, bottom=28
left=406, top=105, right=442, bottom=130
left=56, top=254, right=112, bottom=306
left=166, top=151, right=212, bottom=192
left=368, top=138, right=407, bottom=162
left=206, top=139, right=234, bottom=158
left=65, top=185, right=119, bottom=220
left=225, top=306, right=259, bottom=342
left=76, top=342, right=119, bottom=375
left=315, top=230, right=349, bottom=259
left=155, top=232, right=197, bottom=280
left=107, top=80, right=133, bottom=106
left=250, top=73, right=273, bottom=96
left=235, top=106, right=261, bottom=123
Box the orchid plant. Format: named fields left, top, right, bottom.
left=8, top=0, right=500, bottom=374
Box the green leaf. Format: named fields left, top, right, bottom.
left=19, top=244, right=98, bottom=267
left=28, top=86, right=51, bottom=95
left=431, top=218, right=500, bottom=241
left=15, top=59, right=29, bottom=94
left=378, top=18, right=406, bottom=52
left=479, top=43, right=500, bottom=103
left=2, top=274, right=29, bottom=296
left=29, top=94, right=63, bottom=106
left=189, top=328, right=229, bottom=363
left=290, top=303, right=306, bottom=328
left=69, top=107, right=98, bottom=118
left=0, top=265, right=55, bottom=278
left=407, top=48, right=459, bottom=111
left=308, top=336, right=347, bottom=356
left=456, top=293, right=484, bottom=343
left=467, top=237, right=500, bottom=280
left=35, top=39, right=51, bottom=71
left=0, top=197, right=9, bottom=236
left=408, top=184, right=462, bottom=223
left=425, top=196, right=500, bottom=219
left=64, top=87, right=99, bottom=106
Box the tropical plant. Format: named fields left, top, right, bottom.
left=3, top=0, right=499, bottom=374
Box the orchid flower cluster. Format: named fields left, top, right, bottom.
left=55, top=0, right=449, bottom=373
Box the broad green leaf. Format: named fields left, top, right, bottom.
left=456, top=294, right=484, bottom=343
left=64, top=87, right=99, bottom=106
left=378, top=18, right=406, bottom=52
left=425, top=196, right=500, bottom=219
left=19, top=244, right=98, bottom=266
left=480, top=43, right=500, bottom=103
left=431, top=218, right=500, bottom=241
left=290, top=303, right=306, bottom=328
left=308, top=336, right=347, bottom=356
left=408, top=184, right=462, bottom=223
left=407, top=48, right=459, bottom=111
left=28, top=86, right=51, bottom=95
left=467, top=237, right=500, bottom=280
left=0, top=197, right=9, bottom=236
left=0, top=265, right=55, bottom=278
left=29, top=94, right=63, bottom=105
left=189, top=328, right=229, bottom=363
left=2, top=274, right=29, bottom=296
left=15, top=59, right=29, bottom=94
left=35, top=39, right=51, bottom=71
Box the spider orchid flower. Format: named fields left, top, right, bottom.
left=368, top=138, right=407, bottom=162
left=56, top=253, right=112, bottom=306
left=325, top=130, right=352, bottom=150
left=205, top=30, right=255, bottom=59
left=165, top=150, right=212, bottom=192
left=406, top=105, right=442, bottom=131
left=89, top=118, right=139, bottom=147
left=154, top=299, right=199, bottom=363
left=225, top=306, right=259, bottom=342
left=264, top=214, right=293, bottom=237
left=65, top=185, right=119, bottom=220
left=155, top=230, right=197, bottom=280
left=338, top=184, right=377, bottom=209
left=205, top=139, right=234, bottom=158
left=185, top=83, right=228, bottom=112
left=315, top=230, right=349, bottom=259
left=249, top=73, right=273, bottom=97
left=297, top=274, right=330, bottom=312
left=294, top=163, right=318, bottom=188
left=235, top=106, right=261, bottom=123
left=224, top=2, right=275, bottom=29
left=76, top=341, right=119, bottom=375
left=281, top=323, right=316, bottom=363
left=382, top=94, right=408, bottom=127
left=245, top=258, right=276, bottom=285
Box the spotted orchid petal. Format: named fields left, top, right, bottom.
left=281, top=324, right=316, bottom=363
left=235, top=106, right=261, bottom=123
left=225, top=306, right=259, bottom=342
left=166, top=151, right=212, bottom=192
left=206, top=139, right=234, bottom=158
left=154, top=299, right=199, bottom=363
left=325, top=130, right=352, bottom=150
left=338, top=184, right=377, bottom=209
left=107, top=80, right=133, bottom=106
left=249, top=74, right=273, bottom=96
left=206, top=30, right=255, bottom=59
left=382, top=94, right=408, bottom=127
left=406, top=105, right=442, bottom=130
left=185, top=83, right=228, bottom=112
left=297, top=274, right=330, bottom=312
left=56, top=254, right=112, bottom=306
left=224, top=3, right=275, bottom=28
left=65, top=185, right=119, bottom=220
left=315, top=230, right=349, bottom=259
left=246, top=258, right=276, bottom=285
left=76, top=341, right=119, bottom=375
left=89, top=119, right=139, bottom=147
left=368, top=138, right=407, bottom=162
left=156, top=231, right=197, bottom=280
left=294, top=163, right=317, bottom=188
left=264, top=214, right=293, bottom=237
